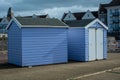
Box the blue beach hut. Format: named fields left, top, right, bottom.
left=7, top=17, right=68, bottom=66
left=65, top=19, right=108, bottom=61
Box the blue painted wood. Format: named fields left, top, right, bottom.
left=90, top=22, right=107, bottom=29
left=8, top=20, right=68, bottom=66
left=68, top=28, right=86, bottom=61
left=21, top=28, right=68, bottom=66
left=68, top=22, right=107, bottom=62
left=87, top=23, right=108, bottom=60
left=85, top=29, right=89, bottom=61
left=8, top=21, right=22, bottom=66
left=87, top=22, right=107, bottom=60
left=103, top=29, right=107, bottom=59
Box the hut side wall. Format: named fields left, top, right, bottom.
left=21, top=28, right=68, bottom=66
left=68, top=28, right=86, bottom=61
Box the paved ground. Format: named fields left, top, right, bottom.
left=0, top=53, right=120, bottom=80
left=75, top=68, right=120, bottom=80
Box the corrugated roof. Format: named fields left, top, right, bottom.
left=65, top=19, right=94, bottom=27
left=15, top=17, right=67, bottom=27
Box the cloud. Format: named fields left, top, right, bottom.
left=41, top=5, right=98, bottom=19
left=0, top=0, right=12, bottom=11
left=0, top=0, right=112, bottom=18
left=6, top=0, right=112, bottom=11
left=14, top=5, right=98, bottom=19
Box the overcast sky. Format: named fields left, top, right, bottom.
left=0, top=0, right=112, bottom=19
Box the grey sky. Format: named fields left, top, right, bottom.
left=0, top=0, right=112, bottom=19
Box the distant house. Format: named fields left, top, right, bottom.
left=0, top=7, right=50, bottom=37
left=0, top=7, right=14, bottom=37
left=0, top=17, right=9, bottom=37
left=7, top=17, right=68, bottom=66
left=106, top=0, right=120, bottom=34
left=65, top=19, right=108, bottom=61
left=61, top=10, right=98, bottom=21
left=99, top=0, right=120, bottom=35
left=98, top=4, right=107, bottom=25
left=23, top=14, right=50, bottom=18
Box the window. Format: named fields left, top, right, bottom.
left=87, top=14, right=89, bottom=17
left=101, top=18, right=105, bottom=22
left=110, top=9, right=112, bottom=16
left=68, top=15, right=71, bottom=18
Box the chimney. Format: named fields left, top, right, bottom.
left=7, top=7, right=14, bottom=21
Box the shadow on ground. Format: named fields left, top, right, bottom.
left=0, top=63, right=21, bottom=69
left=0, top=60, right=85, bottom=70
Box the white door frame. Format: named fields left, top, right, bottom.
left=88, top=28, right=103, bottom=61
left=96, top=28, right=103, bottom=59
left=89, top=28, right=96, bottom=61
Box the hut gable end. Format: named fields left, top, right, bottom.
left=85, top=19, right=108, bottom=29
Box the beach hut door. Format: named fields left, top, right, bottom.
left=89, top=28, right=103, bottom=61
left=96, top=29, right=103, bottom=59
left=89, top=28, right=96, bottom=61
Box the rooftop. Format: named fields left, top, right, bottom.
left=99, top=0, right=120, bottom=13
left=65, top=19, right=94, bottom=27
left=22, top=14, right=48, bottom=18
left=61, top=11, right=98, bottom=21
left=107, top=0, right=120, bottom=7
left=15, top=17, right=68, bottom=27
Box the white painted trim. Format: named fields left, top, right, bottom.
left=6, top=17, right=22, bottom=30
left=85, top=19, right=108, bottom=30
left=96, top=19, right=108, bottom=30
left=63, top=11, right=76, bottom=21
left=60, top=20, right=69, bottom=27
left=82, top=10, right=95, bottom=20
left=85, top=19, right=96, bottom=29
left=88, top=28, right=96, bottom=61
left=0, top=17, right=9, bottom=24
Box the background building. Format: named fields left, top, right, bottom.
left=0, top=7, right=50, bottom=38
left=0, top=7, right=13, bottom=37
left=99, top=0, right=120, bottom=36
left=61, top=10, right=98, bottom=22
